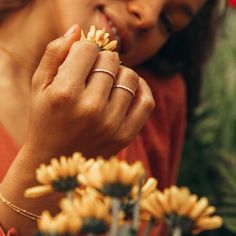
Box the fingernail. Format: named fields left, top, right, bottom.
left=64, top=25, right=76, bottom=37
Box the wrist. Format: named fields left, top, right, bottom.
left=0, top=145, right=62, bottom=235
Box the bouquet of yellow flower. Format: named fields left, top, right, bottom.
left=24, top=152, right=223, bottom=236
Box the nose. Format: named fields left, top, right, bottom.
left=127, top=0, right=165, bottom=30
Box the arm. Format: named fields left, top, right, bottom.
left=0, top=25, right=155, bottom=235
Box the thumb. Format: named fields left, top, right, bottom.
left=32, top=24, right=81, bottom=92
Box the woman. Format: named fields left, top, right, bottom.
left=0, top=0, right=223, bottom=235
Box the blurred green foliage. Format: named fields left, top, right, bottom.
left=178, top=9, right=236, bottom=236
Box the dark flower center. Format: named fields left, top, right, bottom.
left=101, top=183, right=132, bottom=198
left=80, top=218, right=109, bottom=234
left=165, top=214, right=195, bottom=235
left=52, top=176, right=79, bottom=192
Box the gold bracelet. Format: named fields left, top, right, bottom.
left=0, top=191, right=41, bottom=221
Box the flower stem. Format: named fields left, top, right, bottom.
left=172, top=227, right=182, bottom=236
left=132, top=175, right=145, bottom=233
left=67, top=191, right=73, bottom=201
left=110, top=198, right=121, bottom=236
left=143, top=219, right=155, bottom=236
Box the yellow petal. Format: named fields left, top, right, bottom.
left=67, top=158, right=77, bottom=176
left=196, top=216, right=223, bottom=230
left=80, top=30, right=87, bottom=40
left=36, top=164, right=51, bottom=184
left=50, top=158, right=60, bottom=169
left=58, top=156, right=68, bottom=177
left=102, top=34, right=110, bottom=45
left=200, top=206, right=216, bottom=218
left=103, top=160, right=118, bottom=183
left=128, top=161, right=145, bottom=184
left=60, top=198, right=75, bottom=214
left=155, top=191, right=172, bottom=214
left=141, top=197, right=164, bottom=219
left=79, top=158, right=95, bottom=173
left=38, top=211, right=52, bottom=231
left=95, top=28, right=106, bottom=42
left=87, top=25, right=97, bottom=41
left=176, top=187, right=191, bottom=213
left=141, top=178, right=158, bottom=198
left=56, top=214, right=68, bottom=233
left=178, top=194, right=198, bottom=216
left=89, top=25, right=96, bottom=37
left=24, top=185, right=53, bottom=198
left=87, top=162, right=104, bottom=189
left=46, top=165, right=58, bottom=181
left=102, top=40, right=117, bottom=51
left=169, top=186, right=180, bottom=212
left=117, top=162, right=132, bottom=184
left=189, top=197, right=209, bottom=220
left=69, top=217, right=81, bottom=233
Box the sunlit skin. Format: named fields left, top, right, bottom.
left=50, top=0, right=206, bottom=66
left=0, top=0, right=206, bottom=70
left=0, top=0, right=206, bottom=146
left=0, top=0, right=206, bottom=235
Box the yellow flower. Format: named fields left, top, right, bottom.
left=141, top=186, right=223, bottom=234
left=75, top=186, right=104, bottom=200
left=193, top=215, right=223, bottom=235
left=60, top=191, right=111, bottom=234
left=78, top=157, right=145, bottom=198
left=25, top=153, right=86, bottom=198
left=38, top=211, right=81, bottom=235
left=121, top=178, right=157, bottom=221
left=131, top=177, right=158, bottom=199
left=81, top=25, right=117, bottom=51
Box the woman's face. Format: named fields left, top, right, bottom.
left=51, top=0, right=206, bottom=66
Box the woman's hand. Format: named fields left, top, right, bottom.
left=27, top=25, right=155, bottom=159
left=0, top=25, right=155, bottom=234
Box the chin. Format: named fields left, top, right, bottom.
left=120, top=55, right=144, bottom=68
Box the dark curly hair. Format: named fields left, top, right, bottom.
left=0, top=0, right=225, bottom=118
left=142, top=0, right=225, bottom=118
left=0, top=0, right=29, bottom=20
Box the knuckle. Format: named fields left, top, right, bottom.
left=45, top=39, right=61, bottom=55
left=141, top=95, right=155, bottom=113
left=121, top=67, right=139, bottom=87
left=115, top=133, right=132, bottom=148
left=79, top=98, right=103, bottom=119
left=139, top=77, right=155, bottom=112
left=71, top=40, right=98, bottom=55
left=99, top=50, right=119, bottom=65
left=50, top=87, right=72, bottom=106
left=101, top=120, right=117, bottom=137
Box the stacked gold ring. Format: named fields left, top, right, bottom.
left=91, top=68, right=116, bottom=83
left=113, top=84, right=136, bottom=98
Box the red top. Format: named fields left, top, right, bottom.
left=0, top=72, right=186, bottom=236
left=229, top=0, right=236, bottom=7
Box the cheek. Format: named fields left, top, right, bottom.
left=140, top=35, right=167, bottom=60
left=52, top=0, right=94, bottom=32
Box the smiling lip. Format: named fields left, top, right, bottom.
left=101, top=10, right=132, bottom=54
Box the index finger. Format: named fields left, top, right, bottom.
left=32, top=25, right=81, bottom=92
left=53, top=40, right=99, bottom=91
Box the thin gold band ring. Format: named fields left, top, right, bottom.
left=91, top=68, right=116, bottom=83
left=113, top=84, right=136, bottom=98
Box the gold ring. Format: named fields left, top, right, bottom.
left=92, top=69, right=116, bottom=83
left=113, top=84, right=136, bottom=98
